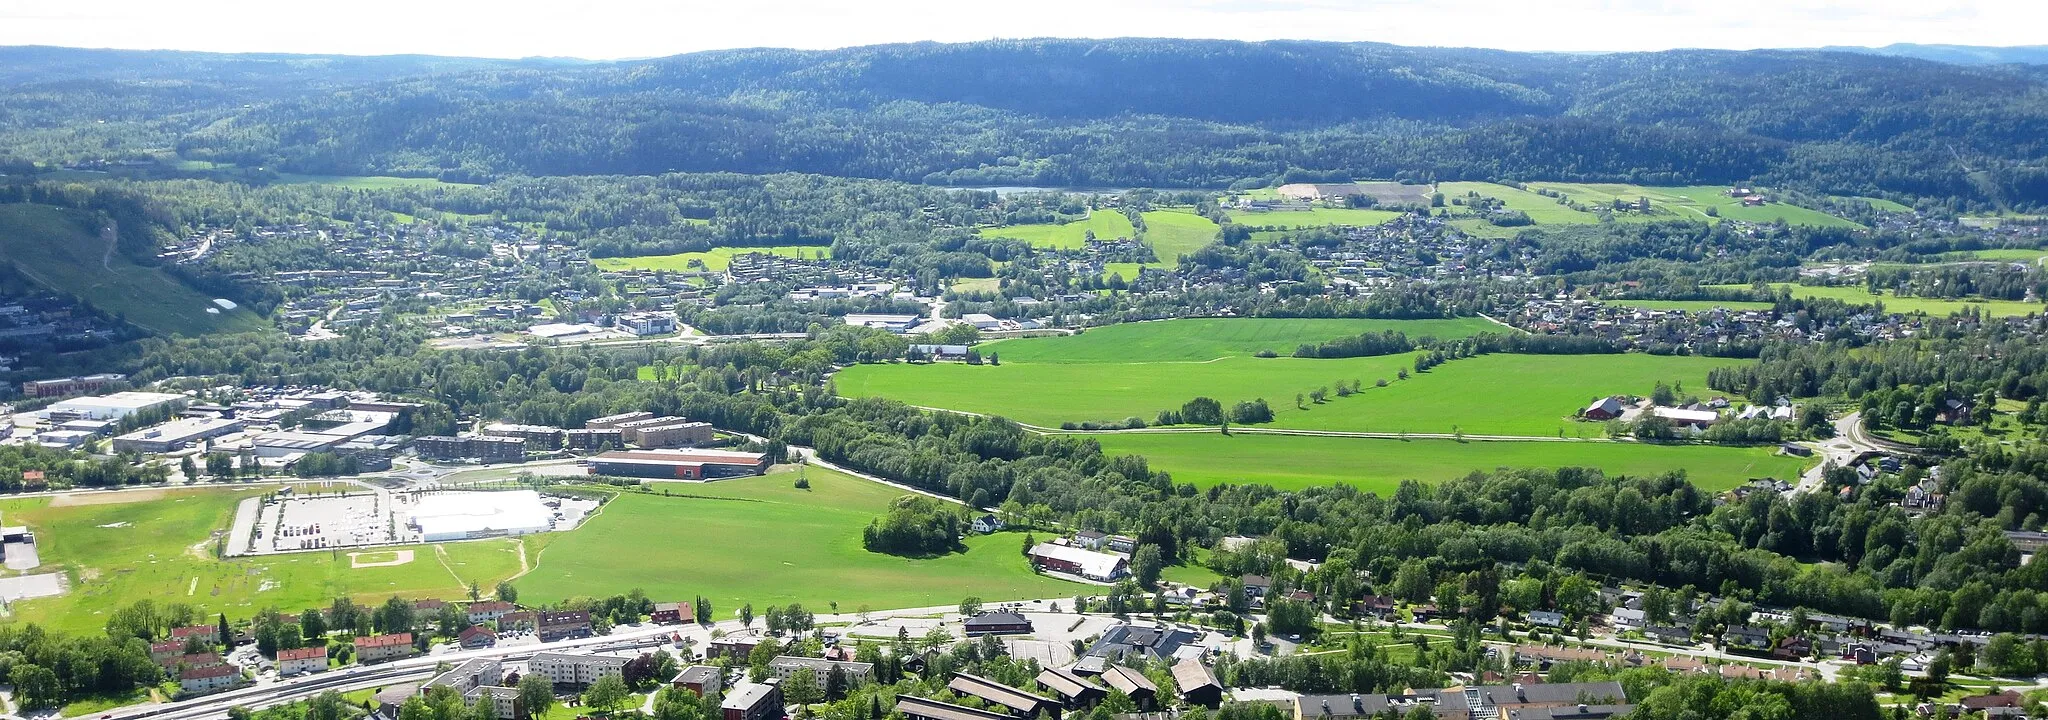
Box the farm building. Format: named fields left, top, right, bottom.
left=1650, top=407, right=1720, bottom=429
left=589, top=449, right=771, bottom=480
left=1028, top=543, right=1127, bottom=581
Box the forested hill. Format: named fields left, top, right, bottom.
left=7, top=39, right=2048, bottom=207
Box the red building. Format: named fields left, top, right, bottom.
left=652, top=601, right=693, bottom=625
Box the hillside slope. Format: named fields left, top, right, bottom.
left=0, top=204, right=268, bottom=336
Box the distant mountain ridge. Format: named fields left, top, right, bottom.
left=1817, top=43, right=2048, bottom=66
left=1, top=39, right=2045, bottom=206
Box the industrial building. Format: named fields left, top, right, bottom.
left=588, top=449, right=771, bottom=480
left=19, top=373, right=126, bottom=398
left=40, top=391, right=185, bottom=421
left=111, top=417, right=243, bottom=454
left=407, top=490, right=554, bottom=542
left=253, top=431, right=347, bottom=458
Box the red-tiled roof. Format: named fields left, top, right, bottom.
left=182, top=664, right=238, bottom=680
left=356, top=633, right=413, bottom=648
left=277, top=646, right=327, bottom=661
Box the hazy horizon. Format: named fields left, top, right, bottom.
left=0, top=0, right=2040, bottom=61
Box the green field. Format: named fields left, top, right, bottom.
left=1722, top=283, right=2045, bottom=317
left=3, top=489, right=533, bottom=634
left=0, top=204, right=270, bottom=336
left=1608, top=299, right=1775, bottom=312
left=838, top=348, right=1740, bottom=437
left=1840, top=196, right=1915, bottom=213
left=1225, top=207, right=1404, bottom=229
left=983, top=211, right=1136, bottom=249
left=983, top=318, right=1503, bottom=364
left=1960, top=248, right=2048, bottom=263
left=592, top=246, right=832, bottom=272
left=1525, top=183, right=1860, bottom=228
left=273, top=174, right=475, bottom=190
left=1139, top=210, right=1220, bottom=265
left=1440, top=182, right=1602, bottom=225
left=1092, top=433, right=1809, bottom=494
left=517, top=466, right=1080, bottom=611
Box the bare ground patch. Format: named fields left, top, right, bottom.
left=50, top=489, right=167, bottom=507
left=348, top=549, right=414, bottom=568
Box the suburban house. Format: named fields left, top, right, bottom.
left=528, top=652, right=630, bottom=687
left=1098, top=666, right=1159, bottom=709
left=721, top=681, right=784, bottom=720
left=1029, top=543, right=1128, bottom=581
left=1172, top=659, right=1222, bottom=708
left=538, top=610, right=594, bottom=641
left=770, top=655, right=875, bottom=685
left=1722, top=625, right=1771, bottom=649
left=459, top=625, right=497, bottom=649
left=897, top=695, right=1014, bottom=720
left=1074, top=530, right=1109, bottom=550
left=971, top=514, right=1005, bottom=534
left=499, top=611, right=538, bottom=632
left=356, top=633, right=417, bottom=663
left=277, top=646, right=328, bottom=675
left=1609, top=608, right=1646, bottom=629
left=467, top=600, right=516, bottom=624
left=1528, top=611, right=1565, bottom=628
left=652, top=601, right=693, bottom=625
left=170, top=624, right=220, bottom=646
left=672, top=665, right=724, bottom=696
left=949, top=672, right=1062, bottom=719
left=150, top=640, right=184, bottom=666
left=963, top=610, right=1033, bottom=636
left=180, top=664, right=241, bottom=696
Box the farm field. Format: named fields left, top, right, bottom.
left=592, top=245, right=832, bottom=272
left=837, top=349, right=1741, bottom=437
left=983, top=317, right=1503, bottom=364
left=1840, top=196, right=1915, bottom=213
left=1092, top=433, right=1809, bottom=494
left=2, top=488, right=533, bottom=634
left=1959, top=248, right=2048, bottom=263
left=1440, top=182, right=1602, bottom=225
left=1525, top=183, right=1861, bottom=228
left=1719, top=283, right=2045, bottom=317
left=1608, top=299, right=1776, bottom=312
left=982, top=211, right=1136, bottom=249
left=1139, top=210, right=1220, bottom=266
left=517, top=465, right=1079, bottom=611
left=1225, top=207, right=1403, bottom=229
left=0, top=204, right=270, bottom=336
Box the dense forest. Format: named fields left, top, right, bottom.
left=4, top=40, right=2048, bottom=207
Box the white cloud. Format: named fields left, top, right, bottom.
left=0, top=0, right=2039, bottom=59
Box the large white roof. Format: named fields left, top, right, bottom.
left=409, top=490, right=552, bottom=538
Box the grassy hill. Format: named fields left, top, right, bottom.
left=0, top=204, right=268, bottom=335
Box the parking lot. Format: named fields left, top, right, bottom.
left=261, top=494, right=392, bottom=551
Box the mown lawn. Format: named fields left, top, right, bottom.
left=837, top=349, right=1742, bottom=437
left=1093, top=433, right=1808, bottom=494
left=983, top=211, right=1136, bottom=249
left=982, top=317, right=1503, bottom=364
left=591, top=245, right=830, bottom=272
left=516, top=466, right=1081, bottom=613
left=1719, top=283, right=2045, bottom=317
left=4, top=489, right=534, bottom=634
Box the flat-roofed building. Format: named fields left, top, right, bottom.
left=113, top=418, right=242, bottom=454
left=630, top=421, right=715, bottom=449
left=42, top=391, right=184, bottom=421
left=590, top=449, right=771, bottom=480
left=528, top=652, right=628, bottom=687
left=586, top=411, right=654, bottom=430
left=20, top=373, right=125, bottom=398
left=673, top=665, right=723, bottom=695
left=565, top=428, right=624, bottom=450
left=722, top=681, right=784, bottom=720
left=254, top=431, right=346, bottom=458
left=771, top=655, right=874, bottom=686
left=483, top=423, right=567, bottom=450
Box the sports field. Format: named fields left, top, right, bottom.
left=592, top=245, right=831, bottom=272
left=983, top=211, right=1136, bottom=249
left=984, top=317, right=1502, bottom=364
left=1719, top=283, right=2045, bottom=317
left=838, top=342, right=1741, bottom=437
left=0, top=204, right=270, bottom=336
left=1091, top=433, right=1809, bottom=494
left=1225, top=207, right=1404, bottom=229
left=3, top=489, right=532, bottom=634
left=516, top=466, right=1079, bottom=611
left=1139, top=210, right=1220, bottom=266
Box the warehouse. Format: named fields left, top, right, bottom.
left=589, top=449, right=770, bottom=480
left=407, top=490, right=554, bottom=541
left=111, top=418, right=243, bottom=454
left=40, top=391, right=185, bottom=421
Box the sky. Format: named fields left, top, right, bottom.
left=0, top=0, right=2041, bottom=59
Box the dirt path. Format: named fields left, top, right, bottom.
left=429, top=545, right=469, bottom=594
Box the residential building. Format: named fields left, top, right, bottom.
left=425, top=658, right=504, bottom=695
left=771, top=655, right=875, bottom=686
left=565, top=428, right=625, bottom=450
left=1036, top=667, right=1106, bottom=707
left=652, top=601, right=693, bottom=625
left=1173, top=660, right=1222, bottom=708
left=898, top=696, right=1015, bottom=720
left=721, top=681, right=785, bottom=720
left=277, top=646, right=328, bottom=675
left=1082, top=624, right=1202, bottom=665
left=414, top=435, right=527, bottom=462
left=629, top=421, right=715, bottom=449
left=356, top=633, right=417, bottom=663
left=459, top=626, right=497, bottom=649
left=528, top=652, right=629, bottom=687
left=538, top=610, right=593, bottom=642
left=170, top=625, right=219, bottom=645
left=1098, top=666, right=1158, bottom=709
left=617, top=311, right=678, bottom=336
left=672, top=665, right=723, bottom=696
left=467, top=600, right=516, bottom=624
left=180, top=664, right=240, bottom=696
left=482, top=423, right=567, bottom=450
left=949, top=672, right=1061, bottom=719
left=709, top=632, right=765, bottom=659
left=971, top=514, right=1004, bottom=534
left=586, top=411, right=655, bottom=430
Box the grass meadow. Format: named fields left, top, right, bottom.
left=1225, top=207, right=1404, bottom=229
left=983, top=211, right=1136, bottom=249
left=0, top=205, right=270, bottom=336
left=3, top=489, right=533, bottom=634
left=983, top=317, right=1502, bottom=364
left=517, top=465, right=1079, bottom=611
left=1138, top=210, right=1220, bottom=266
left=591, top=245, right=832, bottom=272
left=273, top=174, right=476, bottom=190
left=1719, top=283, right=2045, bottom=317
left=1524, top=183, right=1861, bottom=228
left=1092, top=433, right=1809, bottom=494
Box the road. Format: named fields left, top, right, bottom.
left=1794, top=411, right=1909, bottom=494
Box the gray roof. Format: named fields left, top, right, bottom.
left=1085, top=624, right=1200, bottom=662
left=1472, top=682, right=1627, bottom=707
left=722, top=682, right=780, bottom=711
left=1170, top=659, right=1218, bottom=693
left=897, top=696, right=1014, bottom=720
left=1036, top=667, right=1105, bottom=699
left=949, top=672, right=1056, bottom=715
left=1100, top=666, right=1158, bottom=696
left=1505, top=704, right=1635, bottom=720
